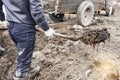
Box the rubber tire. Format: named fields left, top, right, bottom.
left=77, top=1, right=94, bottom=27
left=49, top=13, right=64, bottom=22
left=105, top=0, right=115, bottom=16
left=106, top=7, right=115, bottom=16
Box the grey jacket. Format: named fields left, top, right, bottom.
left=0, top=0, right=49, bottom=31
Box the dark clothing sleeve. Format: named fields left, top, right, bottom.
left=29, top=0, right=49, bottom=31
left=0, top=0, right=5, bottom=21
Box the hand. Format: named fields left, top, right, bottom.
left=0, top=45, right=5, bottom=51
left=44, top=28, right=55, bottom=37
left=0, top=21, right=9, bottom=28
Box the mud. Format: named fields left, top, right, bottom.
left=80, top=28, right=110, bottom=47
left=32, top=10, right=120, bottom=80
left=0, top=11, right=120, bottom=80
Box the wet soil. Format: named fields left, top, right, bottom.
left=0, top=11, right=120, bottom=80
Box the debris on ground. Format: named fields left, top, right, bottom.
left=0, top=11, right=120, bottom=80
left=80, top=28, right=110, bottom=47
left=85, top=52, right=119, bottom=80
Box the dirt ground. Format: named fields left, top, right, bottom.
left=35, top=10, right=120, bottom=80
left=0, top=10, right=120, bottom=80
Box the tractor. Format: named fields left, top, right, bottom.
left=41, top=0, right=115, bottom=26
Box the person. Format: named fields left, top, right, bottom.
left=0, top=0, right=55, bottom=80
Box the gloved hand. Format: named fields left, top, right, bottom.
left=44, top=28, right=55, bottom=37
left=0, top=45, right=5, bottom=51
left=0, top=21, right=9, bottom=28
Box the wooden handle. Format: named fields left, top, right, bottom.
left=35, top=26, right=81, bottom=41
left=35, top=26, right=45, bottom=34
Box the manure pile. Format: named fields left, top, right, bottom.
left=80, top=28, right=110, bottom=47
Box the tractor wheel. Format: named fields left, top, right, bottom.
left=49, top=13, right=64, bottom=22
left=77, top=1, right=94, bottom=26
left=106, top=6, right=115, bottom=16
left=105, top=0, right=115, bottom=16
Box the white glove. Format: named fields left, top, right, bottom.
left=44, top=28, right=55, bottom=37
left=0, top=45, right=5, bottom=51
left=0, top=21, right=9, bottom=28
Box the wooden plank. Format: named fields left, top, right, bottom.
left=58, top=0, right=85, bottom=2
left=41, top=0, right=56, bottom=12
left=56, top=0, right=84, bottom=13
left=42, top=0, right=104, bottom=13
left=55, top=0, right=103, bottom=13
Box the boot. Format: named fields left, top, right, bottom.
left=13, top=75, right=28, bottom=80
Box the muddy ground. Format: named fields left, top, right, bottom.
left=0, top=10, right=120, bottom=80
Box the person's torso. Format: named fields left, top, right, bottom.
left=2, top=0, right=36, bottom=26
